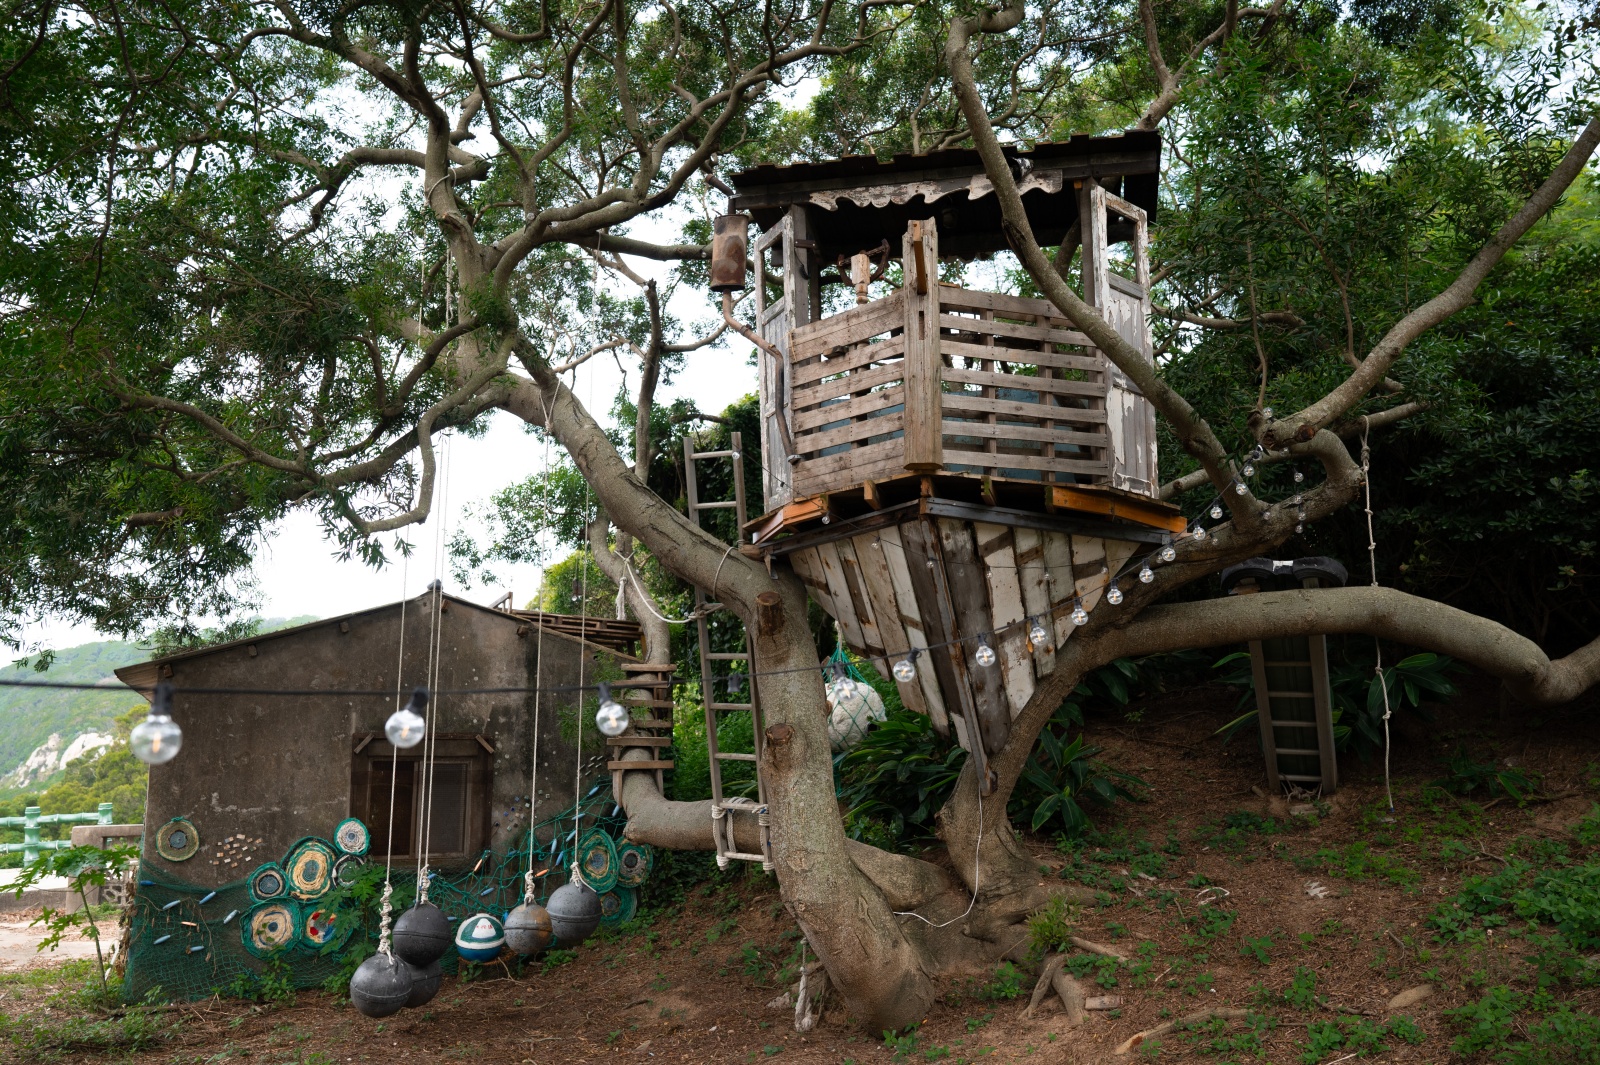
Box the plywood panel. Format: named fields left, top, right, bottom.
left=1071, top=535, right=1110, bottom=612
left=937, top=518, right=1010, bottom=755
left=815, top=540, right=866, bottom=654
left=1043, top=531, right=1078, bottom=650
left=834, top=536, right=884, bottom=657
left=878, top=524, right=950, bottom=734
left=976, top=522, right=1035, bottom=721
left=1013, top=526, right=1056, bottom=678
left=849, top=531, right=927, bottom=717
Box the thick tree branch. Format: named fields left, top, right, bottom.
left=1265, top=118, right=1600, bottom=448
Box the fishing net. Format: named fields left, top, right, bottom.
left=121, top=783, right=648, bottom=1003
left=824, top=649, right=886, bottom=753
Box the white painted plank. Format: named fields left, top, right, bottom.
left=816, top=540, right=867, bottom=654
left=789, top=549, right=838, bottom=621
left=1043, top=530, right=1078, bottom=650
left=878, top=524, right=950, bottom=733
left=834, top=536, right=885, bottom=657
left=976, top=522, right=1035, bottom=720
left=1013, top=526, right=1057, bottom=679
left=1072, top=535, right=1110, bottom=613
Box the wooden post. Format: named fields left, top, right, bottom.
left=902, top=219, right=943, bottom=472
left=851, top=252, right=872, bottom=304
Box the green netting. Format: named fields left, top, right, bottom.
left=122, top=784, right=637, bottom=1003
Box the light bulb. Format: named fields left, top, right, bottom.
left=1262, top=407, right=1274, bottom=418
left=1295, top=523, right=1304, bottom=534
left=130, top=681, right=182, bottom=765
left=385, top=686, right=428, bottom=749
left=974, top=640, right=996, bottom=667
left=1234, top=481, right=1247, bottom=495
left=1159, top=544, right=1177, bottom=563
left=1139, top=562, right=1155, bottom=584
left=821, top=514, right=831, bottom=525
left=595, top=683, right=629, bottom=737
left=731, top=451, right=742, bottom=460
left=1070, top=601, right=1089, bottom=627
left=1293, top=469, right=1304, bottom=483
left=1028, top=619, right=1049, bottom=646
left=1209, top=503, right=1223, bottom=520
left=1192, top=524, right=1208, bottom=541
left=892, top=657, right=917, bottom=683
left=1243, top=462, right=1256, bottom=478
left=1107, top=581, right=1124, bottom=606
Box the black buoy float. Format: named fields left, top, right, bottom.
left=504, top=901, right=554, bottom=956
left=392, top=902, right=452, bottom=965
left=403, top=959, right=442, bottom=1008
left=547, top=881, right=602, bottom=947
left=350, top=952, right=413, bottom=1018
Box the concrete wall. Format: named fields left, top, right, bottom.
left=141, top=594, right=629, bottom=887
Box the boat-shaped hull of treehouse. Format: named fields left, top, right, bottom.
left=725, top=134, right=1182, bottom=785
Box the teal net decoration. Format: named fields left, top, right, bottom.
left=577, top=829, right=619, bottom=893
left=333, top=818, right=371, bottom=857
left=598, top=885, right=637, bottom=927
left=243, top=900, right=300, bottom=958
left=121, top=783, right=645, bottom=1003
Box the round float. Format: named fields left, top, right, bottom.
left=576, top=829, right=619, bottom=894
left=333, top=818, right=371, bottom=857
left=350, top=952, right=411, bottom=1018
left=615, top=842, right=654, bottom=888
left=453, top=912, right=505, bottom=962
left=247, top=862, right=288, bottom=903
left=284, top=838, right=337, bottom=900
left=392, top=902, right=452, bottom=966
left=242, top=900, right=299, bottom=958
left=503, top=902, right=553, bottom=956
left=548, top=881, right=602, bottom=947
left=155, top=818, right=201, bottom=863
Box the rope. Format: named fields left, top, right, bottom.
left=570, top=244, right=599, bottom=890
left=1361, top=417, right=1395, bottom=813
left=892, top=783, right=983, bottom=929
left=419, top=433, right=454, bottom=902
left=525, top=432, right=553, bottom=904
left=378, top=552, right=410, bottom=957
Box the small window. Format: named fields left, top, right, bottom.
left=351, top=735, right=493, bottom=865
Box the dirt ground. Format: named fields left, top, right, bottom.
left=3, top=675, right=1598, bottom=1063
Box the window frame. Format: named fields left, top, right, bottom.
left=350, top=733, right=494, bottom=867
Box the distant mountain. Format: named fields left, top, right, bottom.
left=0, top=617, right=318, bottom=792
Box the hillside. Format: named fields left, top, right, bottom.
left=0, top=616, right=319, bottom=790
left=0, top=640, right=146, bottom=787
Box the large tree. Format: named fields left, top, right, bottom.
left=2, top=0, right=1598, bottom=1030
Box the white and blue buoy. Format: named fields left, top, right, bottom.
left=453, top=912, right=505, bottom=962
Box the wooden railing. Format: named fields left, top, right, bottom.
left=786, top=235, right=1115, bottom=498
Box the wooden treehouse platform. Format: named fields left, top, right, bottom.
left=716, top=132, right=1181, bottom=790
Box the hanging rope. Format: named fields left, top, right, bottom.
left=525, top=431, right=553, bottom=904
left=378, top=552, right=411, bottom=957
left=418, top=433, right=454, bottom=902
left=1361, top=417, right=1396, bottom=813
left=569, top=244, right=602, bottom=890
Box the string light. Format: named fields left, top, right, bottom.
left=974, top=638, right=997, bottom=668
left=1209, top=503, right=1224, bottom=520
left=129, top=680, right=183, bottom=765
left=384, top=686, right=428, bottom=749
left=1293, top=469, right=1305, bottom=483
left=892, top=653, right=918, bottom=683
left=1234, top=481, right=1247, bottom=495
left=1139, top=562, right=1155, bottom=584
left=1070, top=599, right=1089, bottom=626
left=1027, top=617, right=1049, bottom=646
left=1159, top=543, right=1177, bottom=563
left=594, top=683, right=629, bottom=737
left=1105, top=580, right=1123, bottom=606
left=1191, top=524, right=1209, bottom=541
left=1242, top=462, right=1256, bottom=478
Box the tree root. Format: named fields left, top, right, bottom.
left=1115, top=1008, right=1252, bottom=1055
left=1069, top=936, right=1126, bottom=960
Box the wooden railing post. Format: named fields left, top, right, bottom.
left=902, top=218, right=943, bottom=472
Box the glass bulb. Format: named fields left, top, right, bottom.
left=1192, top=525, right=1208, bottom=541
left=385, top=686, right=429, bottom=749
left=1070, top=602, right=1089, bottom=627
left=821, top=514, right=831, bottom=525
left=1262, top=407, right=1273, bottom=418
left=731, top=451, right=741, bottom=461
left=1234, top=481, right=1247, bottom=495
left=1243, top=462, right=1256, bottom=477
left=595, top=684, right=630, bottom=737
left=1106, top=581, right=1123, bottom=606
left=1159, top=544, right=1177, bottom=563
left=1293, top=469, right=1304, bottom=483
left=974, top=641, right=996, bottom=668
left=1139, top=563, right=1155, bottom=584
left=130, top=683, right=182, bottom=765
left=1028, top=619, right=1049, bottom=646
left=892, top=657, right=917, bottom=683
left=1295, top=523, right=1304, bottom=534
left=1209, top=503, right=1223, bottom=520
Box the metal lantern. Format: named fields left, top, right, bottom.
left=709, top=214, right=751, bottom=292
left=504, top=901, right=554, bottom=956
left=391, top=902, right=452, bottom=966
left=403, top=959, right=441, bottom=1008
left=350, top=952, right=413, bottom=1019
left=547, top=881, right=602, bottom=947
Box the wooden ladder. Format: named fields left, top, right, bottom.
left=684, top=431, right=773, bottom=871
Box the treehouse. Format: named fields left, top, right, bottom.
left=715, top=133, right=1189, bottom=793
